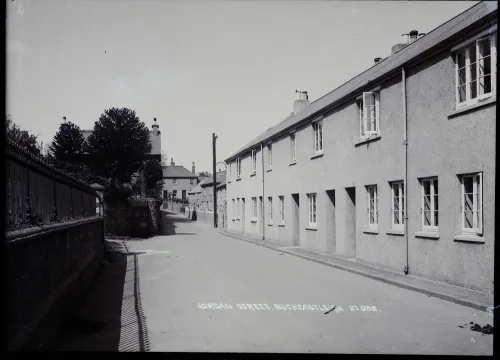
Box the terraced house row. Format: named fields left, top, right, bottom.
left=223, top=1, right=496, bottom=294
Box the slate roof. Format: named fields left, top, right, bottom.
left=162, top=165, right=199, bottom=178
left=188, top=180, right=206, bottom=194
left=216, top=180, right=226, bottom=189
left=201, top=171, right=226, bottom=186
left=224, top=1, right=496, bottom=162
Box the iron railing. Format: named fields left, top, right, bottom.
left=5, top=139, right=98, bottom=233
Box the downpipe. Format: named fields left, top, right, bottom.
left=261, top=143, right=265, bottom=240
left=402, top=67, right=409, bottom=275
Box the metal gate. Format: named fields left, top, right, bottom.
left=104, top=207, right=131, bottom=238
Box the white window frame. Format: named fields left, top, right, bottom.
left=366, top=185, right=378, bottom=228
left=232, top=199, right=235, bottom=219
left=252, top=197, right=257, bottom=220
left=454, top=28, right=496, bottom=108
left=312, top=120, right=323, bottom=154
left=228, top=162, right=231, bottom=182
left=461, top=173, right=483, bottom=235
left=237, top=198, right=240, bottom=219
left=251, top=150, right=257, bottom=174
left=279, top=195, right=285, bottom=223
left=173, top=178, right=177, bottom=184
left=307, top=193, right=317, bottom=227
left=268, top=196, right=273, bottom=223
left=391, top=181, right=404, bottom=230
left=190, top=178, right=194, bottom=185
left=290, top=132, right=296, bottom=162
left=357, top=90, right=380, bottom=141
left=267, top=143, right=272, bottom=170
left=236, top=158, right=241, bottom=178
left=420, top=177, right=439, bottom=232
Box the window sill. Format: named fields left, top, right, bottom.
left=251, top=219, right=257, bottom=223
left=387, top=229, right=404, bottom=236
left=267, top=169, right=272, bottom=173
left=250, top=172, right=256, bottom=177
left=355, top=135, right=381, bottom=147
left=311, top=152, right=324, bottom=160
left=449, top=96, right=496, bottom=118
left=236, top=218, right=240, bottom=221
left=232, top=219, right=235, bottom=222
left=363, top=228, right=379, bottom=234
left=415, top=231, right=440, bottom=240
left=236, top=177, right=241, bottom=181
left=453, top=234, right=485, bottom=244
left=278, top=224, right=285, bottom=227
left=305, top=226, right=317, bottom=231
left=289, top=161, right=297, bottom=166
left=267, top=223, right=274, bottom=226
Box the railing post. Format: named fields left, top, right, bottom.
left=25, top=170, right=34, bottom=225
left=70, top=188, right=74, bottom=219
left=52, top=180, right=59, bottom=221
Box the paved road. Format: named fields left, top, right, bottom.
left=125, top=211, right=493, bottom=354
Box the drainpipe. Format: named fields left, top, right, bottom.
left=402, top=67, right=409, bottom=275
left=261, top=143, right=265, bottom=240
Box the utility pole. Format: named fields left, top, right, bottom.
left=213, top=133, right=218, bottom=228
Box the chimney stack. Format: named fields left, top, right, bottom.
left=409, top=30, right=418, bottom=43
left=391, top=33, right=410, bottom=55
left=293, top=90, right=310, bottom=114
left=171, top=158, right=175, bottom=166
left=374, top=57, right=382, bottom=64
left=152, top=117, right=159, bottom=135
left=192, top=162, right=195, bottom=174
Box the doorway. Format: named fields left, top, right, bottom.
left=325, top=190, right=336, bottom=254
left=291, top=194, right=300, bottom=246
left=345, top=187, right=356, bottom=258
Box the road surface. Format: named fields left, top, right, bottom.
left=122, top=212, right=494, bottom=354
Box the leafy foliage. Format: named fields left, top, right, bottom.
left=144, top=159, right=163, bottom=191
left=86, top=107, right=152, bottom=185
left=198, top=171, right=211, bottom=177
left=49, top=121, right=86, bottom=163
left=5, top=115, right=43, bottom=155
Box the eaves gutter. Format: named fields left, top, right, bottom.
left=224, top=3, right=496, bottom=163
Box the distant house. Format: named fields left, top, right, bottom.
left=199, top=171, right=226, bottom=211
left=162, top=159, right=199, bottom=201
left=188, top=179, right=206, bottom=209
left=81, top=118, right=162, bottom=162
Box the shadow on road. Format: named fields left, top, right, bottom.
left=57, top=241, right=150, bottom=352
left=159, top=210, right=195, bottom=236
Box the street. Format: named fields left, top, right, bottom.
left=105, top=211, right=493, bottom=355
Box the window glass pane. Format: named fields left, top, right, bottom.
left=423, top=180, right=431, bottom=196
left=464, top=177, right=473, bottom=193
left=464, top=209, right=473, bottom=228
left=458, top=85, right=467, bottom=102
left=424, top=195, right=431, bottom=211
left=470, top=45, right=478, bottom=99
left=424, top=210, right=431, bottom=226
left=434, top=211, right=439, bottom=227
left=479, top=39, right=491, bottom=58
left=394, top=209, right=400, bottom=225
left=457, top=50, right=466, bottom=68
left=433, top=179, right=438, bottom=195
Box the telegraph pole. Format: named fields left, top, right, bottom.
left=213, top=133, right=218, bottom=228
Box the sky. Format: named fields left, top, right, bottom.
left=6, top=0, right=480, bottom=173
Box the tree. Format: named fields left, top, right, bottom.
left=86, top=107, right=152, bottom=186
left=198, top=171, right=211, bottom=177
left=49, top=121, right=86, bottom=163
left=144, top=159, right=164, bottom=194
left=5, top=115, right=43, bottom=155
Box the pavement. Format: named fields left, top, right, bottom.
left=56, top=210, right=495, bottom=354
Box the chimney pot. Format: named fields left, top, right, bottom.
left=418, top=32, right=426, bottom=39
left=409, top=30, right=418, bottom=43
left=402, top=33, right=409, bottom=44
left=374, top=57, right=382, bottom=64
